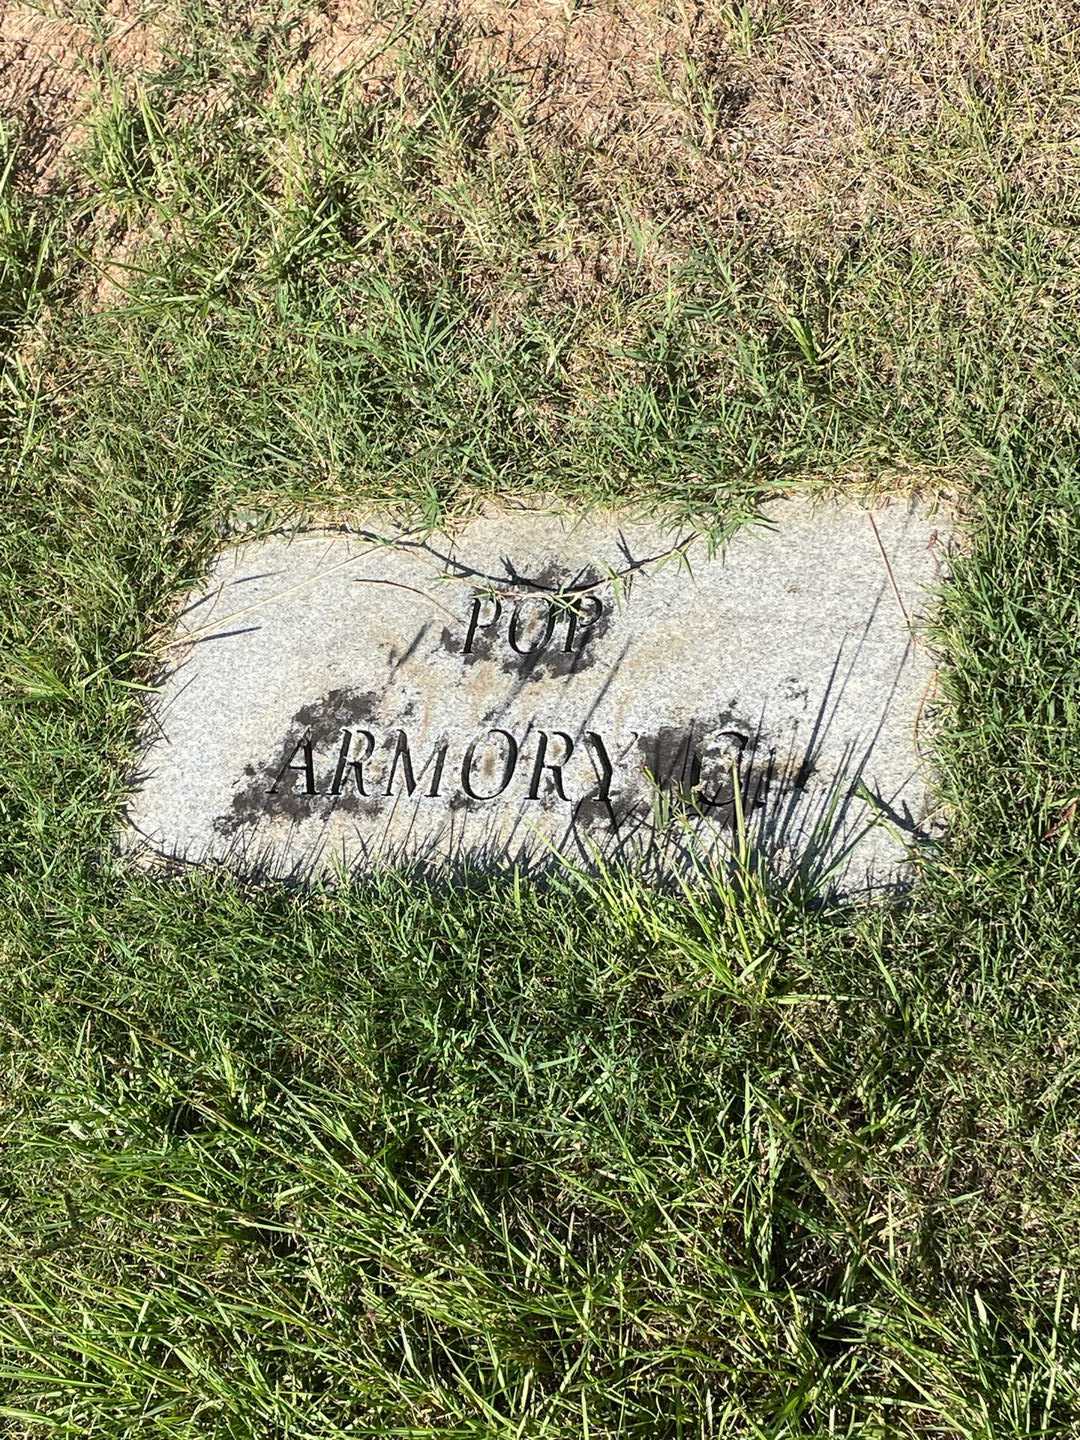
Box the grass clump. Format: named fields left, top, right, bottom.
left=1, top=2, right=1079, bottom=1434
left=3, top=858, right=1080, bottom=1435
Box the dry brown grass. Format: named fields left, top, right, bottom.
left=4, top=0, right=1078, bottom=237
left=271, top=0, right=1080, bottom=242
left=1, top=1, right=163, bottom=186
left=2, top=0, right=1077, bottom=334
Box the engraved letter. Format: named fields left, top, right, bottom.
left=269, top=736, right=317, bottom=796
left=385, top=730, right=448, bottom=798
left=563, top=595, right=604, bottom=653
left=461, top=729, right=519, bottom=800
left=584, top=731, right=613, bottom=800
left=528, top=730, right=575, bottom=801
left=330, top=730, right=376, bottom=796
left=508, top=597, right=557, bottom=655
left=463, top=596, right=502, bottom=655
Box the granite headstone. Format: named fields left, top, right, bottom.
left=121, top=499, right=950, bottom=890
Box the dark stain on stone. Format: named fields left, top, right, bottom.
left=212, top=686, right=385, bottom=837
left=629, top=715, right=812, bottom=830
left=501, top=604, right=612, bottom=684
left=292, top=687, right=380, bottom=732
left=571, top=793, right=637, bottom=834
left=440, top=620, right=499, bottom=667
left=438, top=562, right=613, bottom=682
left=500, top=562, right=613, bottom=684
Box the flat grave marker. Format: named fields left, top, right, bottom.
left=121, top=499, right=950, bottom=890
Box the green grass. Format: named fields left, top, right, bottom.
left=2, top=3, right=1080, bottom=1434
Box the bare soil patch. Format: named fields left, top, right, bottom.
left=296, top=0, right=1077, bottom=235
left=3, top=1, right=1076, bottom=244
left=1, top=2, right=163, bottom=186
